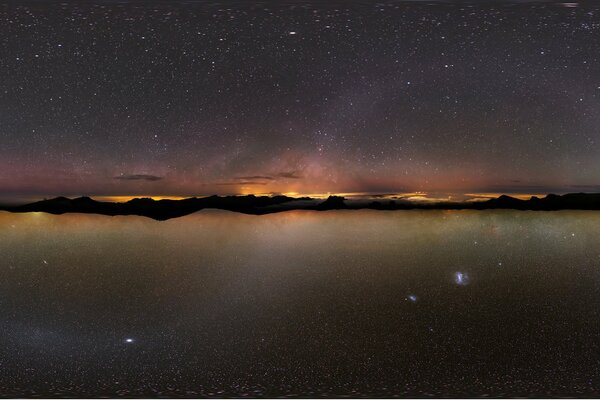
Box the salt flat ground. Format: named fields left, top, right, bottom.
left=0, top=210, right=598, bottom=397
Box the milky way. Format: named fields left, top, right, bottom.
left=1, top=1, right=599, bottom=201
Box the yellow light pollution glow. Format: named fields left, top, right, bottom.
left=89, top=192, right=546, bottom=203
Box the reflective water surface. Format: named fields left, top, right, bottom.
left=1, top=210, right=599, bottom=397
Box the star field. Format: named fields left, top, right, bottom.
left=1, top=1, right=600, bottom=200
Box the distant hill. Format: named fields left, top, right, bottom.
left=2, top=193, right=600, bottom=220
left=2, top=195, right=310, bottom=220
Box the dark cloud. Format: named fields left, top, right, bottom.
left=277, top=171, right=302, bottom=179
left=233, top=172, right=302, bottom=181
left=234, top=176, right=275, bottom=181
left=114, top=174, right=163, bottom=182
left=216, top=181, right=268, bottom=186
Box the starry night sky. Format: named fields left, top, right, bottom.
left=1, top=1, right=599, bottom=201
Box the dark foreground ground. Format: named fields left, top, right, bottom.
left=0, top=209, right=599, bottom=397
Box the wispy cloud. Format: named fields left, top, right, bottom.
left=232, top=171, right=302, bottom=181
left=216, top=181, right=268, bottom=186
left=114, top=174, right=163, bottom=182
left=277, top=171, right=302, bottom=179
left=233, top=175, right=275, bottom=181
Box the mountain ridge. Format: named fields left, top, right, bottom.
left=2, top=193, right=600, bottom=221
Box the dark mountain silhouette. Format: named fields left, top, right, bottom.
left=4, top=195, right=307, bottom=221
left=470, top=193, right=600, bottom=210
left=2, top=193, right=600, bottom=220
left=311, top=195, right=348, bottom=210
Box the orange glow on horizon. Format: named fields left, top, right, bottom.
left=463, top=193, right=546, bottom=201
left=94, top=196, right=191, bottom=203
left=88, top=192, right=547, bottom=203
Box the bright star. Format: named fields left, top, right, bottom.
left=124, top=338, right=134, bottom=343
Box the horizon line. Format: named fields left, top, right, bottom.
left=3, top=191, right=600, bottom=206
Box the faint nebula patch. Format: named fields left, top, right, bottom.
left=454, top=271, right=470, bottom=286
